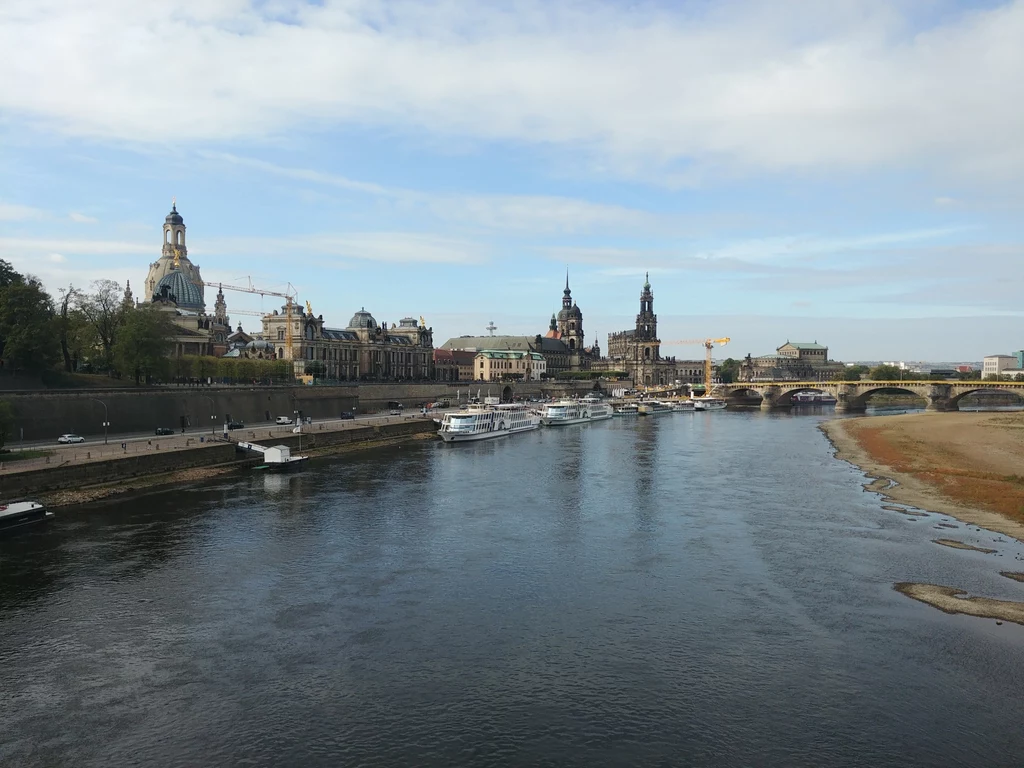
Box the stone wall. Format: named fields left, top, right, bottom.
left=3, top=386, right=358, bottom=441
left=1, top=420, right=435, bottom=497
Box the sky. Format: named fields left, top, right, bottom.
left=1, top=0, right=1023, bottom=362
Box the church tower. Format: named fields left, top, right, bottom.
left=145, top=199, right=205, bottom=303
left=214, top=285, right=228, bottom=325
left=556, top=272, right=585, bottom=352
left=635, top=272, right=660, bottom=365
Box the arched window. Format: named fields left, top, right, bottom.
left=164, top=229, right=170, bottom=244
left=175, top=229, right=183, bottom=246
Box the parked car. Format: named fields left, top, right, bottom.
left=57, top=434, right=85, bottom=444
left=275, top=416, right=293, bottom=425
left=340, top=411, right=355, bottom=420
left=227, top=421, right=244, bottom=430
left=155, top=427, right=174, bottom=436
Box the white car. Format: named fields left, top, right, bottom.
left=57, top=434, right=85, bottom=444
left=275, top=416, right=293, bottom=425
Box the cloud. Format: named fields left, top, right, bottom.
left=0, top=237, right=152, bottom=255
left=200, top=232, right=488, bottom=265
left=0, top=203, right=44, bottom=221
left=48, top=253, right=66, bottom=263
left=69, top=212, right=98, bottom=223
left=205, top=152, right=654, bottom=233
left=3, top=1, right=1022, bottom=183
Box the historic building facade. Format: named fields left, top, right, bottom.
left=739, top=342, right=844, bottom=381
left=261, top=306, right=434, bottom=381
left=441, top=275, right=600, bottom=377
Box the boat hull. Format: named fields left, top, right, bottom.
left=438, top=424, right=539, bottom=442
left=0, top=502, right=54, bottom=536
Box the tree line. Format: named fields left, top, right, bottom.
left=0, top=260, right=175, bottom=383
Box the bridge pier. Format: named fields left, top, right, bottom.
left=925, top=398, right=958, bottom=412
left=834, top=401, right=867, bottom=414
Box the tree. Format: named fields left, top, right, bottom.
left=835, top=364, right=870, bottom=381
left=114, top=305, right=173, bottom=384
left=0, top=400, right=13, bottom=451
left=56, top=285, right=82, bottom=372
left=0, top=259, right=22, bottom=290
left=79, top=279, right=127, bottom=372
left=0, top=277, right=59, bottom=373
left=717, top=358, right=740, bottom=384
left=957, top=369, right=982, bottom=381
left=870, top=364, right=903, bottom=381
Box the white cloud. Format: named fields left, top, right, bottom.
left=0, top=237, right=152, bottom=255
left=2, top=1, right=1021, bottom=183
left=48, top=253, right=66, bottom=263
left=0, top=203, right=44, bottom=221
left=69, top=212, right=98, bottom=223
left=205, top=152, right=654, bottom=233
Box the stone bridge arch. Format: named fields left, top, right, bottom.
left=949, top=386, right=1024, bottom=409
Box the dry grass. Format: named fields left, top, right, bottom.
left=846, top=414, right=1024, bottom=526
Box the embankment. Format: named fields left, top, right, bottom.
left=821, top=412, right=1024, bottom=542
left=2, top=419, right=435, bottom=503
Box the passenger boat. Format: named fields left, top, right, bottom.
left=0, top=501, right=54, bottom=535
left=638, top=401, right=673, bottom=416
left=792, top=391, right=838, bottom=405
left=693, top=398, right=727, bottom=411
left=671, top=400, right=696, bottom=412
left=438, top=403, right=540, bottom=442
left=538, top=399, right=614, bottom=426
left=613, top=403, right=639, bottom=417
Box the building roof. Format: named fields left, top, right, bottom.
left=441, top=335, right=568, bottom=354
left=155, top=269, right=204, bottom=311
left=347, top=308, right=377, bottom=329
left=322, top=328, right=360, bottom=342
left=780, top=342, right=827, bottom=350
left=165, top=202, right=183, bottom=226
left=475, top=349, right=545, bottom=360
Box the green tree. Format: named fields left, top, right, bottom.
left=835, top=364, right=870, bottom=381
left=870, top=364, right=903, bottom=381
left=717, top=358, right=740, bottom=384
left=956, top=369, right=982, bottom=381
left=0, top=400, right=13, bottom=451
left=0, top=278, right=59, bottom=373
left=79, top=279, right=127, bottom=372
left=114, top=305, right=173, bottom=384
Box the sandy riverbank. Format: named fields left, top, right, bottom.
left=895, top=583, right=1024, bottom=626
left=820, top=412, right=1024, bottom=542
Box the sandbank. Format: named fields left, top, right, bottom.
left=821, top=413, right=1024, bottom=543
left=894, top=583, right=1024, bottom=626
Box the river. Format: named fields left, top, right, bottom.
left=2, top=411, right=1023, bottom=767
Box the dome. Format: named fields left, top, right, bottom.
left=347, top=307, right=377, bottom=329
left=165, top=203, right=183, bottom=226
left=155, top=269, right=204, bottom=311
left=246, top=338, right=272, bottom=350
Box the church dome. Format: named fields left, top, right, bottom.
left=165, top=203, right=183, bottom=226
left=347, top=307, right=377, bottom=329
left=246, top=338, right=273, bottom=351
left=155, top=269, right=204, bottom=311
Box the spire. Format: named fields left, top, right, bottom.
left=171, top=196, right=177, bottom=212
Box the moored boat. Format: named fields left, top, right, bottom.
left=438, top=403, right=540, bottom=442
left=638, top=401, right=673, bottom=416
left=693, top=398, right=727, bottom=411
left=538, top=399, right=614, bottom=426
left=792, top=391, right=838, bottom=405
left=0, top=501, right=54, bottom=535
left=670, top=400, right=696, bottom=412
left=613, top=403, right=640, bottom=417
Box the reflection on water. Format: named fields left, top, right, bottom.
left=2, top=411, right=1024, bottom=767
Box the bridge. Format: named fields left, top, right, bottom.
left=716, top=381, right=1024, bottom=412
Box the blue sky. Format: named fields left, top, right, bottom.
left=2, top=0, right=1023, bottom=361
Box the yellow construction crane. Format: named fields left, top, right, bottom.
left=666, top=337, right=731, bottom=393
left=206, top=279, right=299, bottom=364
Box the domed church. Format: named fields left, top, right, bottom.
left=140, top=201, right=231, bottom=358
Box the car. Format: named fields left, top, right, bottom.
left=275, top=416, right=293, bottom=425
left=389, top=410, right=401, bottom=416
left=57, top=434, right=85, bottom=444
left=155, top=427, right=174, bottom=436
left=340, top=411, right=355, bottom=420
left=227, top=421, right=244, bottom=430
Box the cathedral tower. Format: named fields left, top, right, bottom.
left=556, top=272, right=584, bottom=351
left=635, top=272, right=660, bottom=363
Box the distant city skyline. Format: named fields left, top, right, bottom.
left=1, top=0, right=1022, bottom=360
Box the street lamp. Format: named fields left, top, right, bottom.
left=89, top=398, right=109, bottom=444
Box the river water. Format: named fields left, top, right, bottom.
left=2, top=411, right=1024, bottom=767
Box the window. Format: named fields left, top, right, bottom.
left=277, top=329, right=284, bottom=341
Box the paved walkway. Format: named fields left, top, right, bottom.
left=1, top=414, right=434, bottom=475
